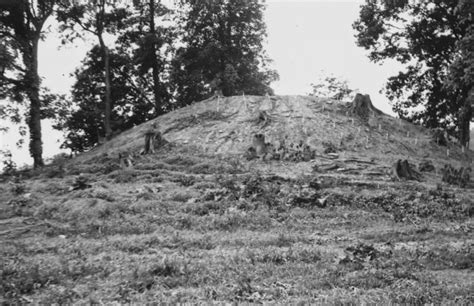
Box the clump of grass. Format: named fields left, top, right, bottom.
left=135, top=161, right=181, bottom=172
left=109, top=169, right=140, bottom=183
left=274, top=233, right=297, bottom=247
left=88, top=187, right=116, bottom=202
left=172, top=174, right=196, bottom=187
left=202, top=209, right=273, bottom=232
left=170, top=191, right=193, bottom=202
left=189, top=162, right=222, bottom=174
left=245, top=247, right=322, bottom=265
left=1, top=261, right=61, bottom=298
left=162, top=155, right=201, bottom=167
left=183, top=200, right=229, bottom=216
left=7, top=197, right=42, bottom=217
left=42, top=182, right=69, bottom=195
left=194, top=181, right=219, bottom=190
left=124, top=256, right=198, bottom=294
left=39, top=286, right=81, bottom=304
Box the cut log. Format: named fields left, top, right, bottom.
left=431, top=128, right=447, bottom=146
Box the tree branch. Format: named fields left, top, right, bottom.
left=120, top=70, right=154, bottom=106
left=0, top=30, right=17, bottom=41
left=10, top=62, right=26, bottom=73
left=0, top=75, right=22, bottom=86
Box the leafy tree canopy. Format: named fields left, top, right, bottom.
left=171, top=0, right=279, bottom=107
left=353, top=0, right=473, bottom=138
left=56, top=46, right=155, bottom=152
left=0, top=0, right=58, bottom=167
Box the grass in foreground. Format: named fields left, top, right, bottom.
left=0, top=149, right=472, bottom=303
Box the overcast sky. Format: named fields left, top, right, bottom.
left=2, top=0, right=406, bottom=166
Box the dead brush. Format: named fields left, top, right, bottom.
left=70, top=175, right=92, bottom=190
left=322, top=141, right=338, bottom=153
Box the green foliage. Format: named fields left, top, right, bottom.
left=1, top=150, right=16, bottom=176
left=114, top=0, right=173, bottom=115
left=309, top=73, right=356, bottom=101
left=0, top=0, right=57, bottom=167
left=56, top=46, right=156, bottom=152
left=170, top=0, right=279, bottom=107
left=353, top=1, right=473, bottom=134
left=54, top=1, right=278, bottom=149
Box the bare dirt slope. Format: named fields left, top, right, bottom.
left=80, top=94, right=472, bottom=183
left=0, top=95, right=473, bottom=304
left=83, top=95, right=472, bottom=161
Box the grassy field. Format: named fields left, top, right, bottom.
left=1, top=143, right=473, bottom=304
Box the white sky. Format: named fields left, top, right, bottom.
left=1, top=0, right=407, bottom=166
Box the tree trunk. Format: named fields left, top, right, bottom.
left=459, top=88, right=473, bottom=148
left=98, top=34, right=112, bottom=139
left=25, top=38, right=44, bottom=168
left=392, top=159, right=422, bottom=181
left=348, top=93, right=383, bottom=124
left=149, top=0, right=162, bottom=116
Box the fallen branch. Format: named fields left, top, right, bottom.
left=342, top=158, right=376, bottom=165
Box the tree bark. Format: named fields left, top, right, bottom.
left=98, top=34, right=112, bottom=140
left=25, top=37, right=44, bottom=168
left=149, top=0, right=162, bottom=116
left=459, top=88, right=473, bottom=148
left=348, top=93, right=383, bottom=124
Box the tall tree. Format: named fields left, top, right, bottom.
left=171, top=0, right=278, bottom=107
left=118, top=0, right=172, bottom=116
left=0, top=0, right=56, bottom=168
left=444, top=0, right=474, bottom=147
left=353, top=0, right=473, bottom=146
left=57, top=0, right=128, bottom=140
left=55, top=46, right=155, bottom=152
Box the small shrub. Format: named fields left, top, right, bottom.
left=1, top=151, right=17, bottom=176
left=70, top=175, right=92, bottom=190
left=9, top=177, right=26, bottom=195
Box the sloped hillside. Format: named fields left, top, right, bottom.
left=81, top=95, right=472, bottom=163
left=0, top=95, right=473, bottom=304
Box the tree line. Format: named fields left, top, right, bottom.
left=1, top=0, right=473, bottom=169
left=0, top=0, right=278, bottom=167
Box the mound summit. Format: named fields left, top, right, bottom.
left=79, top=94, right=473, bottom=169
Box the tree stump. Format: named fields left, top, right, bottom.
left=348, top=94, right=382, bottom=124
left=392, top=159, right=422, bottom=181
left=141, top=123, right=163, bottom=155
left=431, top=128, right=447, bottom=146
